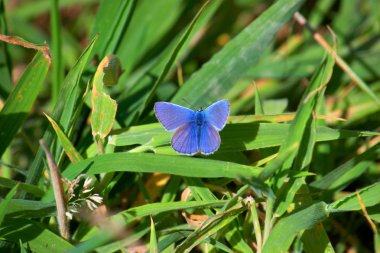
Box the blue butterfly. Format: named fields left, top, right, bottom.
left=154, top=99, right=230, bottom=155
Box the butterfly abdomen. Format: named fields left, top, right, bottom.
left=195, top=112, right=205, bottom=150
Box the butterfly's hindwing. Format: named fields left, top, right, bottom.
left=199, top=122, right=221, bottom=155
left=171, top=122, right=199, bottom=155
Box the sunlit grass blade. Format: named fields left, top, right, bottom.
left=110, top=121, right=378, bottom=152
left=45, top=113, right=83, bottom=163
left=172, top=0, right=305, bottom=108
left=63, top=153, right=261, bottom=181
left=150, top=216, right=158, bottom=253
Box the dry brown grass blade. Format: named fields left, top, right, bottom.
left=0, top=34, right=51, bottom=62
left=293, top=12, right=380, bottom=107
left=356, top=191, right=378, bottom=233
left=39, top=139, right=69, bottom=240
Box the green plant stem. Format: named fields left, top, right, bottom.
left=250, top=198, right=263, bottom=253
left=51, top=0, right=63, bottom=105
left=263, top=197, right=274, bottom=244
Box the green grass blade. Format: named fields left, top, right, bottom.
left=91, top=0, right=136, bottom=58
left=45, top=113, right=83, bottom=163
left=328, top=182, right=380, bottom=212
left=115, top=0, right=183, bottom=74
left=117, top=0, right=211, bottom=127
left=63, top=153, right=260, bottom=181
left=254, top=82, right=264, bottom=115
left=25, top=36, right=97, bottom=187
left=171, top=0, right=305, bottom=108
left=260, top=52, right=335, bottom=180
left=262, top=202, right=328, bottom=253
left=298, top=185, right=335, bottom=253
left=175, top=203, right=247, bottom=253
left=113, top=200, right=226, bottom=225
left=150, top=216, right=158, bottom=253
left=0, top=0, right=12, bottom=98
left=0, top=51, right=49, bottom=157
left=110, top=122, right=378, bottom=152
left=50, top=0, right=63, bottom=104
left=6, top=199, right=55, bottom=218
left=0, top=177, right=44, bottom=197
left=0, top=184, right=18, bottom=225
left=0, top=218, right=73, bottom=253
left=311, top=142, right=380, bottom=192
left=73, top=200, right=227, bottom=251
left=274, top=52, right=334, bottom=216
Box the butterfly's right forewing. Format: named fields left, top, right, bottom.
left=154, top=102, right=195, bottom=131
left=204, top=100, right=229, bottom=131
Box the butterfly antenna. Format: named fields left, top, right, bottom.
left=181, top=98, right=195, bottom=110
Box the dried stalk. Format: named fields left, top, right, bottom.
left=39, top=139, right=69, bottom=240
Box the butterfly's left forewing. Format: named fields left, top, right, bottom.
left=154, top=102, right=194, bottom=131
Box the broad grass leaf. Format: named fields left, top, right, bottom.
left=0, top=52, right=49, bottom=156
left=0, top=177, right=44, bottom=197
left=91, top=0, right=136, bottom=59
left=115, top=0, right=182, bottom=74
left=310, top=142, right=380, bottom=193
left=63, top=153, right=260, bottom=181
left=262, top=202, right=328, bottom=253
left=110, top=121, right=378, bottom=152
left=171, top=0, right=305, bottom=108
left=6, top=199, right=55, bottom=218
left=328, top=182, right=380, bottom=212
left=1, top=218, right=73, bottom=253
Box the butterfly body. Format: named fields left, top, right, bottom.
left=154, top=100, right=229, bottom=155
